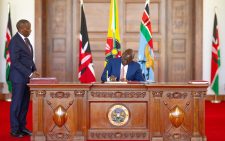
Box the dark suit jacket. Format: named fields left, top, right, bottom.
left=101, top=57, right=144, bottom=82
left=9, top=33, right=36, bottom=83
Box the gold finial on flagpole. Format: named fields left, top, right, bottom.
left=214, top=6, right=218, bottom=13
left=80, top=0, right=83, bottom=5
left=8, top=2, right=11, bottom=12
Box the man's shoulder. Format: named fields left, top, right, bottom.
left=129, top=61, right=141, bottom=67
left=11, top=33, right=20, bottom=41
left=9, top=35, right=17, bottom=46
left=130, top=61, right=139, bottom=64
left=9, top=34, right=23, bottom=48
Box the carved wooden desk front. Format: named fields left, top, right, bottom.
left=29, top=82, right=207, bottom=141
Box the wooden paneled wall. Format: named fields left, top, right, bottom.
left=35, top=0, right=203, bottom=82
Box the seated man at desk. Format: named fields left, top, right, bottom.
left=101, top=49, right=144, bottom=82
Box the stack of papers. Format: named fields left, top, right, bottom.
left=188, top=80, right=208, bottom=84
left=104, top=81, right=127, bottom=84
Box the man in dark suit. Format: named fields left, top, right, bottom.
left=101, top=49, right=144, bottom=82
left=9, top=19, right=39, bottom=137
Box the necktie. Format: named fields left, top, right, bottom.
left=24, top=38, right=32, bottom=52
left=120, top=65, right=125, bottom=80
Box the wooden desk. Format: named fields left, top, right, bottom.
left=29, top=82, right=207, bottom=141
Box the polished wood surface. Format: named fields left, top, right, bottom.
left=29, top=81, right=207, bottom=141
left=35, top=0, right=203, bottom=82
left=0, top=82, right=3, bottom=93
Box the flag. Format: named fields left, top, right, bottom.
left=4, top=6, right=12, bottom=92
left=105, top=0, right=121, bottom=66
left=210, top=13, right=220, bottom=95
left=78, top=3, right=96, bottom=83
left=138, top=0, right=154, bottom=82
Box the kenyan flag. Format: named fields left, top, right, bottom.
left=210, top=14, right=220, bottom=95
left=4, top=7, right=12, bottom=92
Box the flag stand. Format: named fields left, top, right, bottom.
left=211, top=95, right=221, bottom=103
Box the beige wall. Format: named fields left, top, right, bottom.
left=0, top=0, right=34, bottom=93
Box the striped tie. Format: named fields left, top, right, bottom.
left=24, top=38, right=31, bottom=52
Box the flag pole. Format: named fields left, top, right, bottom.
left=210, top=12, right=220, bottom=104
left=211, top=95, right=221, bottom=104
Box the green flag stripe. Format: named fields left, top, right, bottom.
left=211, top=74, right=219, bottom=95
left=6, top=64, right=12, bottom=92
left=106, top=53, right=112, bottom=57
left=113, top=0, right=116, bottom=30
left=140, top=23, right=151, bottom=41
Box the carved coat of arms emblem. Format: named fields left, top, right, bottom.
left=108, top=104, right=129, bottom=126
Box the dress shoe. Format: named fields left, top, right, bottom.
left=10, top=130, right=25, bottom=138
left=21, top=128, right=32, bottom=136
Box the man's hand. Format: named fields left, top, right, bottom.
left=109, top=75, right=117, bottom=82
left=120, top=78, right=127, bottom=82
left=30, top=71, right=40, bottom=78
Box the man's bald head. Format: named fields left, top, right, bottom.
left=16, top=19, right=31, bottom=37
left=121, top=49, right=134, bottom=65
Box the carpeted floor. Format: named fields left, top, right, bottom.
left=0, top=101, right=32, bottom=141
left=205, top=101, right=225, bottom=141
left=0, top=101, right=225, bottom=141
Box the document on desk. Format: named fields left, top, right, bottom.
left=188, top=80, right=208, bottom=84
left=30, top=77, right=58, bottom=84
left=104, top=81, right=128, bottom=84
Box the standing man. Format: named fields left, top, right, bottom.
left=9, top=19, right=39, bottom=137
left=101, top=49, right=145, bottom=82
